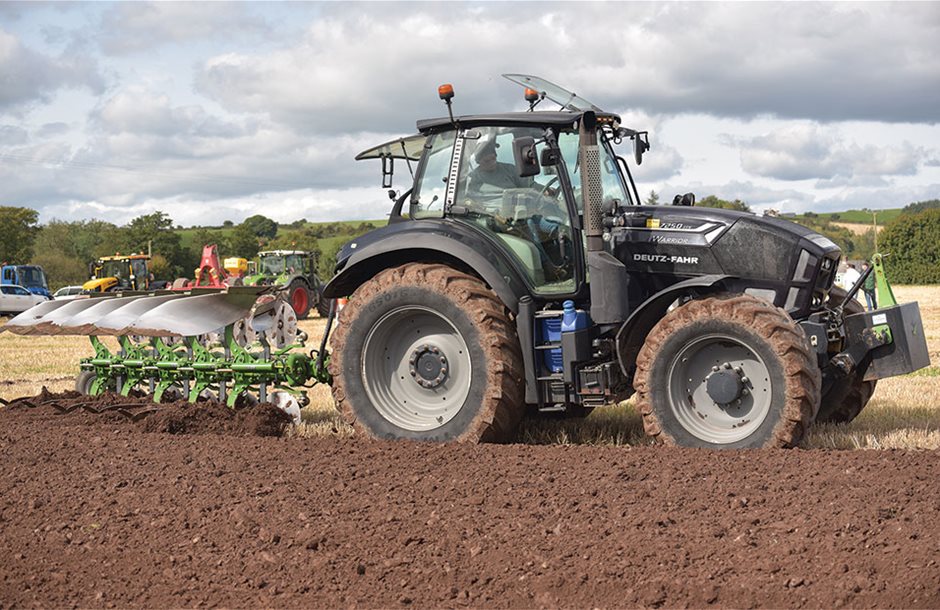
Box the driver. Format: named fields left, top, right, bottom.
left=467, top=140, right=534, bottom=196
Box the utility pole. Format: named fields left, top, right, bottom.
left=872, top=211, right=878, bottom=253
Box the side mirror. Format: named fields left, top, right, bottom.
left=634, top=132, right=650, bottom=165
left=512, top=136, right=540, bottom=178
left=540, top=148, right=558, bottom=166
left=672, top=192, right=696, bottom=207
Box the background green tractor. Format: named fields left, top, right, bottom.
left=243, top=250, right=328, bottom=319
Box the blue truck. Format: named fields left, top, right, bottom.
left=1, top=264, right=51, bottom=299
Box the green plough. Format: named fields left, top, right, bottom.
left=2, top=286, right=332, bottom=419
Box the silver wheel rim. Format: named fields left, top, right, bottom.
left=667, top=333, right=773, bottom=444
left=362, top=305, right=472, bottom=432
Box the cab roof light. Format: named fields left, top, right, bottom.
left=438, top=83, right=456, bottom=124
left=524, top=88, right=543, bottom=112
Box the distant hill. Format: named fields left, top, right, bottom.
left=790, top=208, right=904, bottom=225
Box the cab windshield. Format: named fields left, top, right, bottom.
left=260, top=255, right=286, bottom=275
left=100, top=261, right=127, bottom=279
left=18, top=266, right=47, bottom=288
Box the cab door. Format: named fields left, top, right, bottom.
left=451, top=126, right=581, bottom=296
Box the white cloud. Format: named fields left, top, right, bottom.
left=730, top=123, right=928, bottom=181
left=96, top=2, right=274, bottom=55
left=0, top=28, right=104, bottom=114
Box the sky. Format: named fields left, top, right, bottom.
left=1, top=1, right=938, bottom=227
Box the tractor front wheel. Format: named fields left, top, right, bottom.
left=634, top=294, right=820, bottom=449
left=329, top=263, right=524, bottom=443
left=287, top=279, right=311, bottom=319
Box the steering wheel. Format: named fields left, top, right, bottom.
left=537, top=176, right=560, bottom=201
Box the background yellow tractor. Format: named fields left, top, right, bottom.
left=83, top=254, right=152, bottom=292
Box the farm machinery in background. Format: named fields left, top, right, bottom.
left=243, top=250, right=329, bottom=319
left=1, top=264, right=51, bottom=299
left=83, top=254, right=152, bottom=293
left=1, top=75, right=930, bottom=447
left=171, top=244, right=248, bottom=290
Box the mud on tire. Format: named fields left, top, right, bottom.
left=634, top=294, right=821, bottom=449
left=329, top=263, right=524, bottom=443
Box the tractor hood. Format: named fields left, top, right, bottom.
left=606, top=205, right=842, bottom=315
left=83, top=277, right=116, bottom=292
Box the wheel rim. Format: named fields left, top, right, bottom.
left=291, top=287, right=308, bottom=315
left=667, top=333, right=773, bottom=444
left=362, top=305, right=472, bottom=432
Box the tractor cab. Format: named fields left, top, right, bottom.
left=353, top=76, right=641, bottom=300
left=1, top=264, right=51, bottom=299
left=409, top=115, right=634, bottom=295
left=84, top=254, right=151, bottom=292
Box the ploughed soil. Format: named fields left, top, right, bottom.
left=1, top=393, right=938, bottom=608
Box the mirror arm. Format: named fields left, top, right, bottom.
left=616, top=156, right=641, bottom=207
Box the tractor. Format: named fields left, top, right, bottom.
left=1, top=264, right=51, bottom=299
left=321, top=75, right=929, bottom=447
left=2, top=75, right=930, bottom=449
left=83, top=254, right=152, bottom=293
left=243, top=250, right=329, bottom=319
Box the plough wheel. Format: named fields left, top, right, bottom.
left=75, top=370, right=96, bottom=395
left=330, top=263, right=524, bottom=443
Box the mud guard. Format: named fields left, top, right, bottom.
left=322, top=221, right=529, bottom=314
left=615, top=274, right=732, bottom=377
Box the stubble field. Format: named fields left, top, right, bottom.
left=0, top=286, right=938, bottom=608
left=3, top=286, right=938, bottom=450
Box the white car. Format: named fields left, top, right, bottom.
left=0, top=284, right=49, bottom=316
left=53, top=285, right=86, bottom=301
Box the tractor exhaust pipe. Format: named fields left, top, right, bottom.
left=578, top=111, right=605, bottom=253
left=579, top=111, right=632, bottom=324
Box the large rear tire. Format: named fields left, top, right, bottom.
left=815, top=287, right=878, bottom=424
left=329, top=263, right=524, bottom=443
left=634, top=294, right=820, bottom=449
left=287, top=278, right=311, bottom=320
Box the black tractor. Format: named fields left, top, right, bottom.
left=322, top=75, right=930, bottom=449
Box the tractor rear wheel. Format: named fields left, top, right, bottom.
left=815, top=287, right=878, bottom=424
left=287, top=279, right=311, bottom=319
left=329, top=263, right=524, bottom=443
left=634, top=294, right=820, bottom=449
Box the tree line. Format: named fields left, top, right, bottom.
left=3, top=197, right=939, bottom=288
left=0, top=207, right=377, bottom=289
